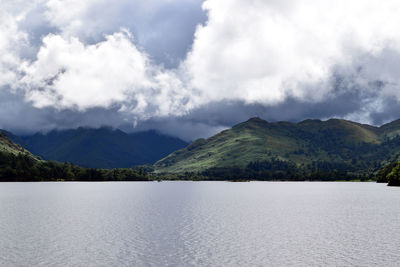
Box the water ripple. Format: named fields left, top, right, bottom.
left=0, top=182, right=399, bottom=266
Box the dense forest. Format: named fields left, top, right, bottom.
left=156, top=158, right=376, bottom=181
left=0, top=151, right=149, bottom=182
left=375, top=161, right=400, bottom=186
left=1, top=149, right=398, bottom=184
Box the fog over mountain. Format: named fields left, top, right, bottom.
left=2, top=0, right=400, bottom=140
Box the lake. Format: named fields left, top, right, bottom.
left=0, top=182, right=399, bottom=266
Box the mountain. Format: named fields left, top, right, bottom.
left=0, top=129, right=150, bottom=182
left=0, top=130, right=44, bottom=181
left=155, top=117, right=400, bottom=179
left=6, top=127, right=188, bottom=169
left=0, top=130, right=37, bottom=158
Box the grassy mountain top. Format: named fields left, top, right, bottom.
left=155, top=117, right=400, bottom=175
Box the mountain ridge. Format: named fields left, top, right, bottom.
left=0, top=131, right=37, bottom=158
left=154, top=117, right=400, bottom=175
left=0, top=129, right=150, bottom=182
left=5, top=127, right=188, bottom=169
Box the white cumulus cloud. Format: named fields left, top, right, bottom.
left=19, top=30, right=193, bottom=118
left=185, top=0, right=400, bottom=107
left=0, top=12, right=27, bottom=87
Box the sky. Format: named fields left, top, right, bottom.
left=2, top=0, right=400, bottom=140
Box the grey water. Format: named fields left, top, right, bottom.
left=0, top=182, right=399, bottom=266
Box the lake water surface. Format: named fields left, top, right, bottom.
left=0, top=182, right=399, bottom=266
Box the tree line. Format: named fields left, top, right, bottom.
left=1, top=150, right=396, bottom=183
left=375, top=161, right=400, bottom=186
left=0, top=151, right=149, bottom=182
left=156, top=158, right=375, bottom=181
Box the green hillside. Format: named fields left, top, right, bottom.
left=0, top=131, right=38, bottom=158
left=155, top=117, right=400, bottom=178
left=0, top=130, right=149, bottom=182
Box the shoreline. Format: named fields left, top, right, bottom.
left=0, top=179, right=378, bottom=183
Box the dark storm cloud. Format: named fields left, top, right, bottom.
left=162, top=83, right=370, bottom=128
left=369, top=98, right=400, bottom=125
left=130, top=84, right=397, bottom=141
left=0, top=88, right=128, bottom=134
left=2, top=80, right=400, bottom=142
